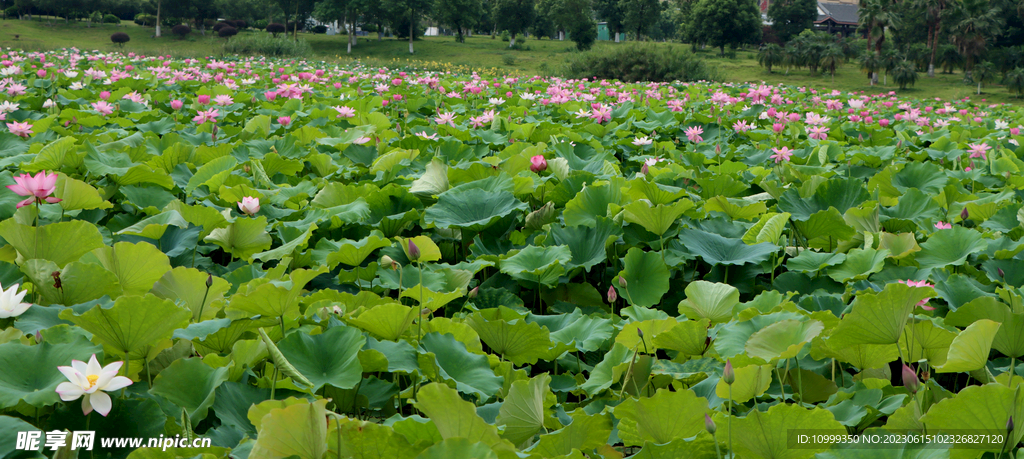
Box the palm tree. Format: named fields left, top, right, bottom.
left=893, top=59, right=919, bottom=89
left=758, top=43, right=784, bottom=73
left=858, top=0, right=902, bottom=85
left=880, top=49, right=901, bottom=86
left=860, top=52, right=882, bottom=85
left=938, top=44, right=963, bottom=74
left=820, top=44, right=845, bottom=84
left=948, top=0, right=1005, bottom=83
left=973, top=61, right=996, bottom=94
left=1005, top=67, right=1024, bottom=98
left=914, top=0, right=948, bottom=77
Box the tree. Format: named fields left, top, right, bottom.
left=435, top=0, right=482, bottom=42
left=1005, top=67, right=1024, bottom=98
left=363, top=0, right=388, bottom=40
left=567, top=11, right=597, bottom=49
left=914, top=0, right=947, bottom=77
left=385, top=0, right=433, bottom=53
left=860, top=51, right=882, bottom=84
left=687, top=0, right=761, bottom=56
left=757, top=43, right=784, bottom=72
left=622, top=0, right=659, bottom=40
left=893, top=59, right=918, bottom=89
left=594, top=0, right=624, bottom=42
left=858, top=0, right=901, bottom=85
left=276, top=0, right=316, bottom=39
left=948, top=0, right=1004, bottom=82
left=542, top=0, right=594, bottom=43
left=767, top=0, right=816, bottom=43
left=494, top=0, right=536, bottom=47
left=314, top=0, right=367, bottom=53
left=819, top=43, right=844, bottom=83
left=972, top=60, right=996, bottom=94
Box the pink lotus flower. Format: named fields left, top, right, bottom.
left=213, top=95, right=234, bottom=106
left=264, top=91, right=278, bottom=101
left=6, top=121, right=32, bottom=138
left=91, top=101, right=114, bottom=116
left=7, top=171, right=61, bottom=208
left=685, top=126, right=704, bottom=142
left=170, top=100, right=183, bottom=110
left=197, top=95, right=211, bottom=104
left=192, top=108, right=219, bottom=125
left=333, top=106, right=355, bottom=118
left=807, top=126, right=829, bottom=140
left=353, top=137, right=371, bottom=145
left=435, top=112, right=456, bottom=127
left=55, top=354, right=133, bottom=417
left=277, top=116, right=291, bottom=126
left=967, top=143, right=991, bottom=160
left=99, top=91, right=110, bottom=100
left=770, top=146, right=793, bottom=163
left=934, top=221, right=952, bottom=230
left=238, top=196, right=259, bottom=216
left=590, top=104, right=612, bottom=124
left=530, top=155, right=547, bottom=173
left=897, top=279, right=935, bottom=310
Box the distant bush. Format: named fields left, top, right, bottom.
left=103, top=14, right=120, bottom=24
left=218, top=26, right=238, bottom=39
left=171, top=24, right=190, bottom=38
left=253, top=19, right=268, bottom=30
left=5, top=6, right=19, bottom=18
left=213, top=22, right=229, bottom=32
left=266, top=22, right=286, bottom=37
left=110, top=32, right=130, bottom=47
left=500, top=30, right=509, bottom=42
left=134, top=13, right=156, bottom=26
left=224, top=34, right=311, bottom=57
left=567, top=17, right=597, bottom=51
left=561, top=42, right=719, bottom=82
left=502, top=54, right=516, bottom=65
left=311, top=24, right=327, bottom=34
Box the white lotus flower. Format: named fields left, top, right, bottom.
left=519, top=93, right=537, bottom=101
left=632, top=136, right=652, bottom=146
left=489, top=97, right=505, bottom=105
left=55, top=354, right=133, bottom=416
left=0, top=282, right=30, bottom=318
left=64, top=71, right=78, bottom=78
left=238, top=196, right=260, bottom=216
left=0, top=101, right=18, bottom=113
left=69, top=82, right=85, bottom=90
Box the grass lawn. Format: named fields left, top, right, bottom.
left=0, top=17, right=1018, bottom=104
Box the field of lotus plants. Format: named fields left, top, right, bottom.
left=0, top=47, right=1021, bottom=459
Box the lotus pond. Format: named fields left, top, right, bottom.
left=0, top=48, right=1021, bottom=459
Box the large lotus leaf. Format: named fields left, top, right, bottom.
left=704, top=195, right=767, bottom=220
left=496, top=373, right=558, bottom=447
left=880, top=188, right=943, bottom=223
left=277, top=325, right=364, bottom=391
left=416, top=439, right=496, bottom=459
left=400, top=284, right=467, bottom=312
left=715, top=363, right=772, bottom=403
left=151, top=267, right=231, bottom=322
left=814, top=340, right=900, bottom=370
left=149, top=357, right=229, bottom=422
left=616, top=318, right=678, bottom=350
left=327, top=416, right=421, bottom=459
left=786, top=251, right=846, bottom=274
left=778, top=177, right=870, bottom=221
left=409, top=158, right=450, bottom=197
left=115, top=211, right=190, bottom=240
left=716, top=312, right=807, bottom=358
left=413, top=383, right=516, bottom=454
left=829, top=283, right=934, bottom=348
left=424, top=188, right=527, bottom=231
left=914, top=226, right=987, bottom=269
left=677, top=280, right=740, bottom=324
left=745, top=319, right=824, bottom=362
left=83, top=241, right=171, bottom=296
left=500, top=245, right=572, bottom=287
left=252, top=224, right=318, bottom=263
left=186, top=155, right=236, bottom=194
left=548, top=217, right=621, bottom=271
left=743, top=212, right=791, bottom=245
left=347, top=303, right=416, bottom=341
left=22, top=259, right=122, bottom=306
left=0, top=415, right=42, bottom=458
left=227, top=266, right=325, bottom=320
left=250, top=398, right=329, bottom=459
left=615, top=247, right=670, bottom=308
left=580, top=343, right=632, bottom=396
left=919, top=384, right=1024, bottom=451
left=898, top=319, right=957, bottom=366
left=794, top=208, right=856, bottom=248
left=629, top=435, right=720, bottom=459
left=0, top=219, right=104, bottom=268
left=562, top=181, right=623, bottom=228
left=468, top=308, right=554, bottom=366
left=878, top=232, right=922, bottom=259
left=716, top=403, right=845, bottom=459
left=614, top=388, right=707, bottom=446
left=623, top=199, right=693, bottom=237
left=827, top=248, right=889, bottom=282
left=0, top=337, right=102, bottom=409
left=204, top=216, right=273, bottom=261
left=60, top=294, right=190, bottom=360
left=54, top=173, right=113, bottom=211
left=527, top=409, right=612, bottom=458
left=624, top=178, right=687, bottom=205
left=935, top=319, right=1001, bottom=373
left=653, top=319, right=710, bottom=356
left=324, top=231, right=391, bottom=267
left=891, top=162, right=948, bottom=195
left=677, top=228, right=779, bottom=266
left=419, top=332, right=503, bottom=399
left=548, top=313, right=614, bottom=353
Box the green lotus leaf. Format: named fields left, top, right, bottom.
left=880, top=188, right=943, bottom=224
left=149, top=357, right=229, bottom=422
left=914, top=226, right=988, bottom=269
left=919, top=384, right=1024, bottom=451
left=580, top=343, right=632, bottom=396
left=0, top=337, right=102, bottom=409
left=412, top=383, right=516, bottom=453
left=743, top=212, right=791, bottom=245
left=54, top=173, right=112, bottom=211
left=624, top=177, right=686, bottom=205
left=185, top=155, right=236, bottom=195
left=23, top=136, right=77, bottom=173
left=548, top=314, right=615, bottom=353
left=716, top=403, right=845, bottom=459
left=277, top=325, right=365, bottom=391
left=500, top=245, right=572, bottom=287
left=716, top=312, right=807, bottom=358
left=678, top=228, right=779, bottom=266
left=347, top=303, right=416, bottom=341
left=898, top=319, right=957, bottom=367
left=814, top=340, right=900, bottom=370
left=424, top=187, right=527, bottom=232
left=548, top=216, right=621, bottom=271
left=151, top=267, right=231, bottom=322
left=496, top=373, right=558, bottom=447
left=829, top=283, right=934, bottom=348
left=614, top=388, right=708, bottom=446
left=891, top=162, right=948, bottom=195
left=250, top=398, right=329, bottom=459
left=878, top=232, right=922, bottom=259
left=526, top=409, right=612, bottom=458
left=83, top=241, right=171, bottom=296
left=795, top=208, right=856, bottom=249
left=0, top=415, right=42, bottom=458
left=715, top=363, right=772, bottom=402
left=419, top=332, right=503, bottom=399
left=252, top=223, right=318, bottom=263
left=616, top=247, right=670, bottom=308
left=827, top=248, right=889, bottom=282
left=399, top=235, right=443, bottom=263
left=629, top=435, right=720, bottom=459
left=653, top=319, right=710, bottom=356
left=786, top=250, right=846, bottom=273
left=400, top=284, right=467, bottom=311
left=226, top=266, right=325, bottom=320
left=778, top=177, right=869, bottom=221
left=22, top=259, right=122, bottom=306
left=744, top=319, right=825, bottom=362
left=677, top=280, right=740, bottom=324
left=0, top=219, right=104, bottom=268
left=60, top=293, right=190, bottom=361
left=935, top=319, right=1001, bottom=373
left=204, top=216, right=273, bottom=262
left=324, top=231, right=391, bottom=268
left=468, top=307, right=555, bottom=366
left=414, top=439, right=496, bottom=459
left=623, top=199, right=693, bottom=237
left=562, top=181, right=623, bottom=228
left=327, top=416, right=421, bottom=459
left=409, top=158, right=450, bottom=197
left=115, top=211, right=190, bottom=239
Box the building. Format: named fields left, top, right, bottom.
left=596, top=22, right=627, bottom=42
left=814, top=2, right=859, bottom=36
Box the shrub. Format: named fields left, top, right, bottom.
left=110, top=32, right=130, bottom=47
left=103, top=14, right=120, bottom=24
left=134, top=13, right=156, bottom=26
left=5, top=6, right=18, bottom=18
left=893, top=60, right=918, bottom=89
left=757, top=43, right=784, bottom=73
left=235, top=20, right=247, bottom=29
left=224, top=34, right=312, bottom=57
left=311, top=25, right=327, bottom=34
left=266, top=22, right=286, bottom=37
left=203, top=19, right=217, bottom=29
left=171, top=24, right=191, bottom=38
left=1004, top=67, right=1024, bottom=98
left=502, top=54, right=516, bottom=65
left=567, top=17, right=597, bottom=51
left=213, top=22, right=229, bottom=32
left=561, top=42, right=719, bottom=83
left=219, top=26, right=238, bottom=39
left=500, top=30, right=509, bottom=42
left=253, top=19, right=268, bottom=30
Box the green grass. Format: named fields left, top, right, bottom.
left=0, top=17, right=1019, bottom=104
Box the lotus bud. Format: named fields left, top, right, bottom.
left=723, top=359, right=735, bottom=385
left=705, top=414, right=716, bottom=435
left=999, top=268, right=1005, bottom=278
left=420, top=307, right=431, bottom=316
left=618, top=276, right=627, bottom=288
left=607, top=285, right=617, bottom=303
left=206, top=274, right=213, bottom=288
left=408, top=240, right=421, bottom=261
left=1008, top=416, right=1015, bottom=433
left=636, top=328, right=644, bottom=339
left=468, top=286, right=479, bottom=299
left=640, top=162, right=649, bottom=175
left=35, top=330, right=42, bottom=343
left=901, top=363, right=920, bottom=394
left=960, top=207, right=969, bottom=221
left=381, top=255, right=398, bottom=270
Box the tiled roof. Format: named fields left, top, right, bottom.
left=816, top=2, right=859, bottom=25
